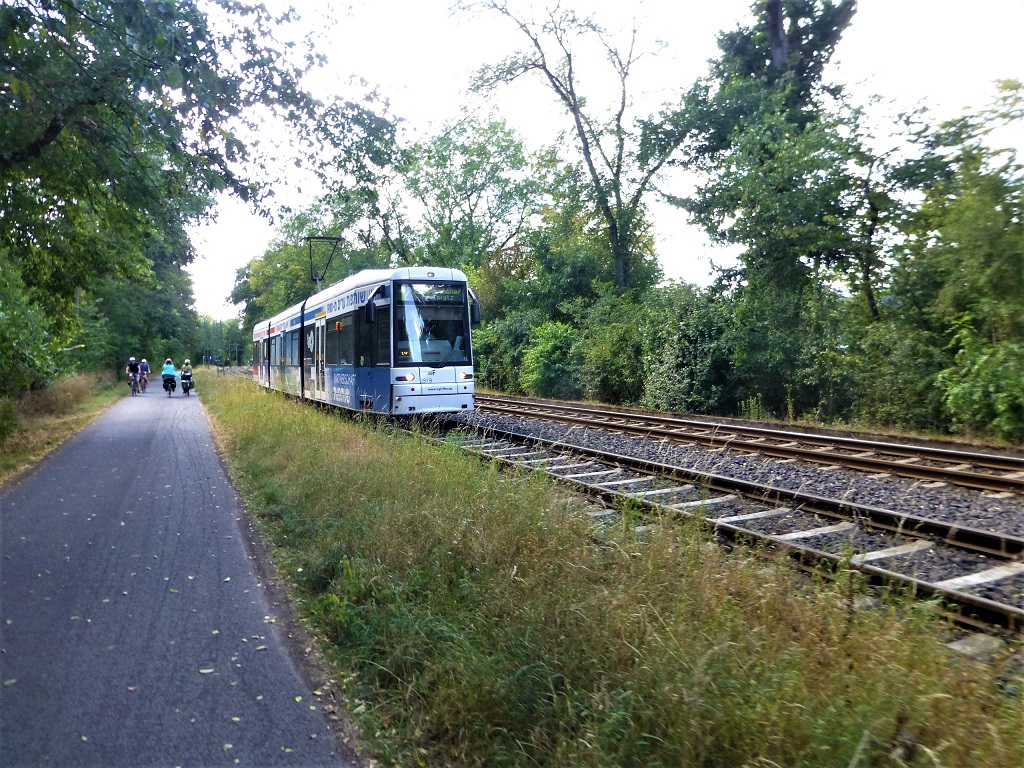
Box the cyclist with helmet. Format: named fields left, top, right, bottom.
left=180, top=359, right=195, bottom=395
left=161, top=358, right=178, bottom=393
left=138, top=358, right=151, bottom=392
left=125, top=357, right=141, bottom=392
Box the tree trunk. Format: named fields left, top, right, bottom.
left=766, top=0, right=788, bottom=81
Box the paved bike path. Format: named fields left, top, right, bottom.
left=0, top=386, right=358, bottom=767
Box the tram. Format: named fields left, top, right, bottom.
left=252, top=267, right=479, bottom=414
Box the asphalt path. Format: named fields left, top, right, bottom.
left=0, top=382, right=359, bottom=767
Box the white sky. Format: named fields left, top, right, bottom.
left=187, top=0, right=1024, bottom=320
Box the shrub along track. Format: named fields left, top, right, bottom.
left=441, top=398, right=1024, bottom=633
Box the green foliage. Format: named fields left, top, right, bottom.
left=0, top=0, right=319, bottom=395
left=939, top=322, right=1024, bottom=441
left=233, top=199, right=399, bottom=327
left=471, top=1, right=675, bottom=291
left=641, top=283, right=735, bottom=414
left=676, top=0, right=857, bottom=165
left=519, top=322, right=583, bottom=400
left=194, top=315, right=251, bottom=367
left=0, top=260, right=58, bottom=396
left=712, top=0, right=856, bottom=117
left=473, top=311, right=543, bottom=394
left=404, top=117, right=541, bottom=269
left=900, top=139, right=1024, bottom=344
left=786, top=286, right=856, bottom=422
left=848, top=321, right=950, bottom=432
left=878, top=82, right=1024, bottom=437
left=214, top=5, right=1023, bottom=446
left=574, top=297, right=646, bottom=405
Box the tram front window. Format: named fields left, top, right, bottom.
left=395, top=283, right=472, bottom=367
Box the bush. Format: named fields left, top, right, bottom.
left=0, top=398, right=18, bottom=442
left=574, top=293, right=646, bottom=405
left=473, top=311, right=543, bottom=394
left=18, top=374, right=101, bottom=418
left=519, top=321, right=583, bottom=399
left=640, top=285, right=734, bottom=414
left=849, top=321, right=950, bottom=433
left=939, top=323, right=1024, bottom=441
left=0, top=261, right=59, bottom=397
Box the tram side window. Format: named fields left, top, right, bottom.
left=287, top=330, right=300, bottom=366
left=355, top=311, right=371, bottom=367
left=325, top=323, right=338, bottom=365
left=374, top=307, right=391, bottom=367
left=270, top=336, right=280, bottom=366
left=253, top=343, right=261, bottom=365
left=325, top=315, right=356, bottom=366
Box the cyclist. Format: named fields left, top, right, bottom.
left=138, top=358, right=151, bottom=391
left=180, top=359, right=194, bottom=394
left=161, top=358, right=178, bottom=392
left=125, top=357, right=141, bottom=392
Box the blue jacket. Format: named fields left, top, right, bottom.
left=161, top=363, right=177, bottom=377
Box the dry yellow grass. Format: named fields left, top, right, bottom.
left=0, top=373, right=121, bottom=486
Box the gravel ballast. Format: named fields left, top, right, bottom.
left=455, top=411, right=1024, bottom=537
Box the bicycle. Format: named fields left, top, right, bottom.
left=139, top=374, right=148, bottom=393
left=129, top=374, right=139, bottom=397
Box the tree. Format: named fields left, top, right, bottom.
left=314, top=95, right=413, bottom=263
left=403, top=117, right=540, bottom=269
left=467, top=0, right=670, bottom=292
left=640, top=283, right=735, bottom=414
left=519, top=321, right=583, bottom=399
left=889, top=83, right=1024, bottom=438
left=0, top=0, right=319, bottom=390
left=670, top=0, right=857, bottom=166
left=684, top=96, right=898, bottom=321
left=652, top=0, right=862, bottom=417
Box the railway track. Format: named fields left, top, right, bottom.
left=475, top=395, right=1024, bottom=495
left=441, top=409, right=1024, bottom=632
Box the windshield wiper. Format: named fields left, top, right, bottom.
left=437, top=336, right=464, bottom=366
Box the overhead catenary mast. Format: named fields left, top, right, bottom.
left=304, top=235, right=342, bottom=294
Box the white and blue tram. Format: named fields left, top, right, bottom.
left=252, top=267, right=480, bottom=414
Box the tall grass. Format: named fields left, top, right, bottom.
left=203, top=375, right=1024, bottom=767
left=0, top=373, right=120, bottom=483
left=16, top=372, right=106, bottom=417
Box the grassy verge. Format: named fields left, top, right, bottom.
left=202, top=374, right=1024, bottom=767
left=0, top=373, right=122, bottom=486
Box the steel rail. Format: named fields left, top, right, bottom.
left=463, top=422, right=1024, bottom=558
left=449, top=422, right=1024, bottom=631
left=475, top=395, right=1024, bottom=494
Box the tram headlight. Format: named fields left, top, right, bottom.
left=396, top=373, right=415, bottom=382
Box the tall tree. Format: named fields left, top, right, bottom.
left=403, top=117, right=540, bottom=269
left=466, top=1, right=670, bottom=292
left=0, top=0, right=318, bottom=389
left=658, top=0, right=860, bottom=416
left=673, top=0, right=857, bottom=165
left=890, top=83, right=1024, bottom=438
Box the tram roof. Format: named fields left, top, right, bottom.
left=254, top=266, right=468, bottom=339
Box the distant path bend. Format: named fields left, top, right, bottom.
left=0, top=387, right=359, bottom=767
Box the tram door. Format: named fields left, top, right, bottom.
left=313, top=316, right=327, bottom=401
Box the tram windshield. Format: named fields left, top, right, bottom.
left=394, top=282, right=472, bottom=367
